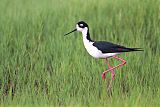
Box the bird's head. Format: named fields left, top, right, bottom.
left=76, top=21, right=88, bottom=32
left=64, top=21, right=89, bottom=36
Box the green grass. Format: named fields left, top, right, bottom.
left=0, top=0, right=160, bottom=106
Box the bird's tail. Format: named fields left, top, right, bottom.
left=127, top=48, right=144, bottom=52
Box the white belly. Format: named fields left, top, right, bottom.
left=83, top=39, right=119, bottom=58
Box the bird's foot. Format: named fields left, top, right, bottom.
left=102, top=73, right=106, bottom=80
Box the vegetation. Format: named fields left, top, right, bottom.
left=0, top=0, right=160, bottom=106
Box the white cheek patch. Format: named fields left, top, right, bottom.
left=76, top=24, right=83, bottom=32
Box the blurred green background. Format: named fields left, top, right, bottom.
left=0, top=0, right=160, bottom=106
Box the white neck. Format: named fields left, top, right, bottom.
left=81, top=28, right=98, bottom=58
left=81, top=28, right=93, bottom=43
left=82, top=28, right=88, bottom=40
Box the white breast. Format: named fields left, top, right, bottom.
left=83, top=39, right=119, bottom=58
left=81, top=28, right=119, bottom=59
left=83, top=39, right=101, bottom=58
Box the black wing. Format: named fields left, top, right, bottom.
left=93, top=41, right=143, bottom=53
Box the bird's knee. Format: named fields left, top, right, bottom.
left=123, top=61, right=127, bottom=65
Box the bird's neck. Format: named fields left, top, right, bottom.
left=82, top=29, right=93, bottom=42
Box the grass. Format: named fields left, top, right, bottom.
left=0, top=0, right=160, bottom=106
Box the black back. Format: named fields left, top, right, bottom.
left=93, top=41, right=143, bottom=53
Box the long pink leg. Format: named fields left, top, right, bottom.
left=102, top=56, right=126, bottom=80
left=108, top=62, right=115, bottom=79
left=107, top=62, right=115, bottom=90
left=102, top=58, right=115, bottom=80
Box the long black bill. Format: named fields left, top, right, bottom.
left=64, top=29, right=77, bottom=36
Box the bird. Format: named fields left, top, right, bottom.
left=64, top=21, right=143, bottom=80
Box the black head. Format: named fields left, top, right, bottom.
left=77, top=21, right=88, bottom=28
left=64, top=21, right=89, bottom=36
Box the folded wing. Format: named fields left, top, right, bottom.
left=93, top=41, right=143, bottom=53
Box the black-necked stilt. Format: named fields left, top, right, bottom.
left=64, top=21, right=143, bottom=80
